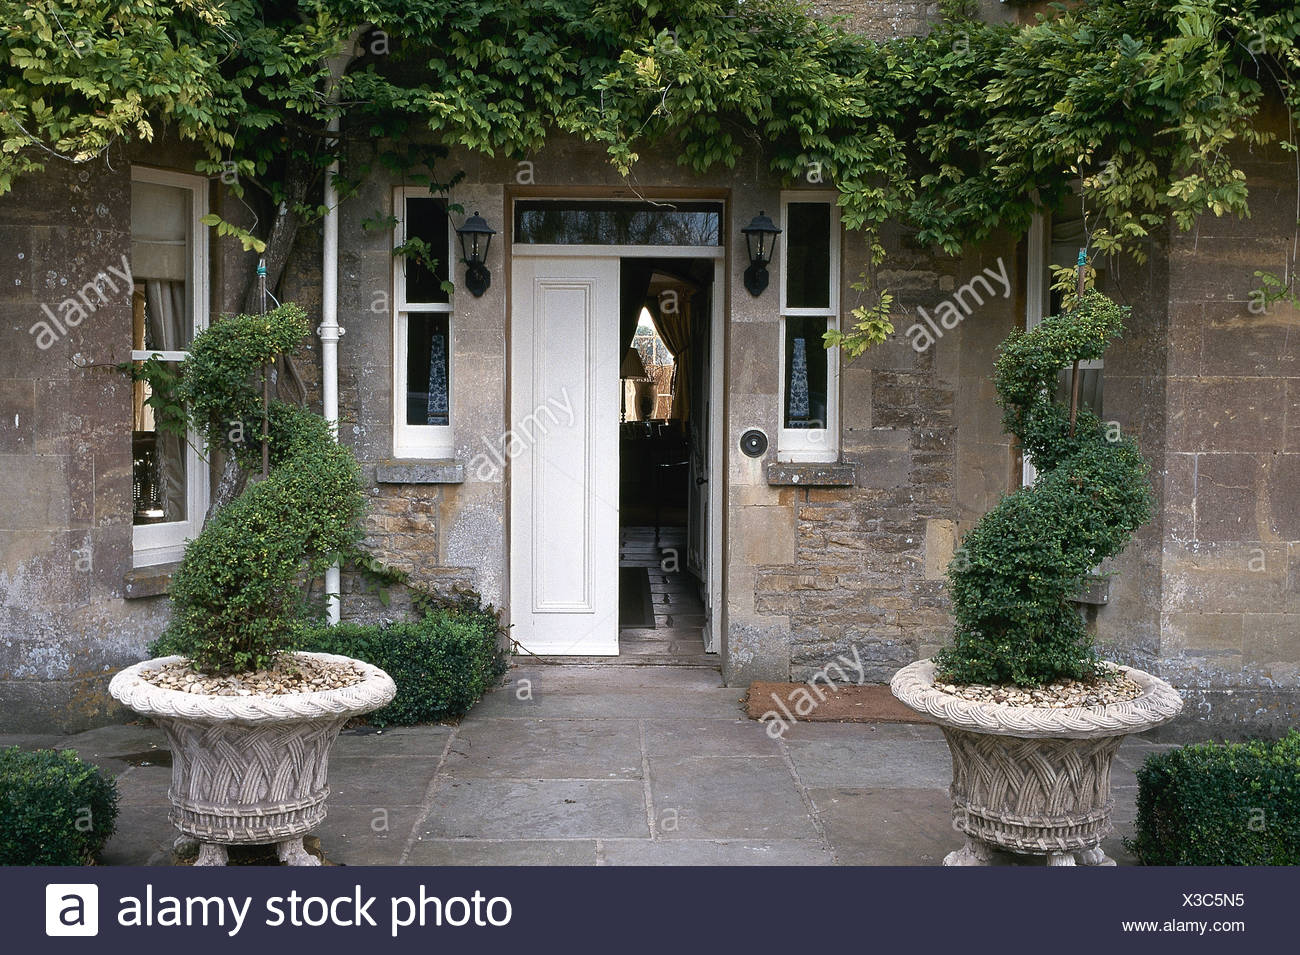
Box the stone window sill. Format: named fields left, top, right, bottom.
left=1070, top=574, right=1110, bottom=606
left=765, top=461, right=857, bottom=487
left=124, top=562, right=180, bottom=599
left=375, top=460, right=465, bottom=484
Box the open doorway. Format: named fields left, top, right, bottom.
left=508, top=244, right=722, bottom=660
left=616, top=258, right=714, bottom=664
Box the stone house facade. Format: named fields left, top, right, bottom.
left=0, top=2, right=1295, bottom=737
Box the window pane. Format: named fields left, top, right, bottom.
left=132, top=360, right=187, bottom=525
left=1056, top=366, right=1103, bottom=417
left=784, top=316, right=829, bottom=429
left=131, top=181, right=193, bottom=349
left=404, top=197, right=450, bottom=303
left=406, top=314, right=450, bottom=427
left=785, top=202, right=831, bottom=309
left=515, top=200, right=722, bottom=245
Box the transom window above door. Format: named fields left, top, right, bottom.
left=514, top=200, right=723, bottom=246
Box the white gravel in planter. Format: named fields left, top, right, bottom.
left=933, top=669, right=1144, bottom=708
left=141, top=654, right=367, bottom=696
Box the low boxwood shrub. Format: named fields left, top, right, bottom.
left=298, top=597, right=508, bottom=726
left=1127, top=731, right=1300, bottom=866
left=0, top=747, right=118, bottom=865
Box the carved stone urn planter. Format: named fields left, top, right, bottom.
left=891, top=659, right=1182, bottom=866
left=109, top=651, right=395, bottom=866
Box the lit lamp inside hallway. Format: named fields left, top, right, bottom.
left=741, top=210, right=781, bottom=296
left=620, top=347, right=650, bottom=423
left=456, top=212, right=496, bottom=296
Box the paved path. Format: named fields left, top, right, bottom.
left=1, top=664, right=1174, bottom=865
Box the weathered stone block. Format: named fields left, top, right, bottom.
left=1193, top=453, right=1266, bottom=541
left=1162, top=541, right=1289, bottom=613
left=923, top=519, right=956, bottom=580
left=1168, top=378, right=1286, bottom=452
left=765, top=461, right=857, bottom=486
left=1162, top=611, right=1245, bottom=655
left=375, top=461, right=465, bottom=484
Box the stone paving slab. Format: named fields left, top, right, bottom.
left=404, top=839, right=599, bottom=866
left=647, top=754, right=819, bottom=841
left=315, top=804, right=427, bottom=865
left=417, top=778, right=651, bottom=840
left=327, top=756, right=441, bottom=805
left=471, top=685, right=745, bottom=719
left=110, top=766, right=172, bottom=807
left=643, top=718, right=780, bottom=758
left=596, top=838, right=834, bottom=866
left=445, top=718, right=643, bottom=779
left=777, top=720, right=944, bottom=742
left=811, top=787, right=955, bottom=866
left=784, top=737, right=953, bottom=789
left=332, top=725, right=452, bottom=758
left=100, top=807, right=176, bottom=866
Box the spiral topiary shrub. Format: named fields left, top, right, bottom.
left=933, top=291, right=1153, bottom=687
left=158, top=304, right=366, bottom=673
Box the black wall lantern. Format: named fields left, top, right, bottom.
left=741, top=210, right=781, bottom=297
left=456, top=212, right=496, bottom=297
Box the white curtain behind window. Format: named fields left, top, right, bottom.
left=143, top=279, right=188, bottom=520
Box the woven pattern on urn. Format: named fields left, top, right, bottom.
left=162, top=717, right=340, bottom=842
left=945, top=729, right=1124, bottom=853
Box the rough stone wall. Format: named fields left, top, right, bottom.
left=812, top=1, right=941, bottom=38
left=1155, top=98, right=1300, bottom=738
left=1091, top=239, right=1170, bottom=679
left=326, top=151, right=506, bottom=610
left=811, top=1, right=1014, bottom=37
left=0, top=144, right=208, bottom=732
left=750, top=226, right=1020, bottom=685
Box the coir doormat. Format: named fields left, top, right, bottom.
left=745, top=681, right=932, bottom=724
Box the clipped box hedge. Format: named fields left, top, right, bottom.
left=0, top=747, right=119, bottom=865
left=299, top=600, right=508, bottom=727
left=1128, top=730, right=1300, bottom=866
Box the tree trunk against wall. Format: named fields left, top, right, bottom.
left=207, top=151, right=315, bottom=521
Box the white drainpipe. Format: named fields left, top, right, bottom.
left=321, top=117, right=342, bottom=624
left=321, top=39, right=359, bottom=625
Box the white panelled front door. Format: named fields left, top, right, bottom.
left=509, top=256, right=621, bottom=655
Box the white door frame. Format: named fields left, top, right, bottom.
left=510, top=243, right=725, bottom=654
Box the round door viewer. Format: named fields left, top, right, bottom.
left=740, top=429, right=768, bottom=458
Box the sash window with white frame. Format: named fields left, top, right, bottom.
left=130, top=168, right=210, bottom=566
left=1023, top=202, right=1104, bottom=485
left=778, top=192, right=840, bottom=462
left=393, top=188, right=454, bottom=459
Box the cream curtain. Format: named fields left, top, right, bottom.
left=144, top=279, right=188, bottom=520
left=649, top=290, right=692, bottom=422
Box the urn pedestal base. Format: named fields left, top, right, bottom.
left=944, top=837, right=1116, bottom=867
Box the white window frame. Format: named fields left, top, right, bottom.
left=130, top=166, right=210, bottom=567
left=777, top=191, right=840, bottom=462
left=1023, top=208, right=1103, bottom=486
left=392, top=186, right=455, bottom=459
